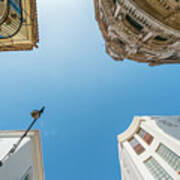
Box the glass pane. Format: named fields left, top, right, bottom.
left=129, top=138, right=145, bottom=155
left=157, top=144, right=180, bottom=174
left=144, top=157, right=173, bottom=180
left=138, top=128, right=153, bottom=145
left=24, top=175, right=29, bottom=180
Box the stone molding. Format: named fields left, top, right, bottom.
left=94, top=0, right=180, bottom=65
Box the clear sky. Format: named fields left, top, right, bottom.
left=0, top=0, right=180, bottom=179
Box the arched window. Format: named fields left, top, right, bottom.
left=125, top=14, right=143, bottom=31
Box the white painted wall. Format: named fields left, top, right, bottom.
left=0, top=137, right=34, bottom=180
left=118, top=116, right=180, bottom=180
left=141, top=116, right=180, bottom=154
left=120, top=145, right=149, bottom=180
left=152, top=116, right=180, bottom=141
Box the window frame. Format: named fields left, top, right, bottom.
left=137, top=128, right=154, bottom=145
left=128, top=137, right=145, bottom=155
left=144, top=156, right=173, bottom=180
left=156, top=143, right=180, bottom=174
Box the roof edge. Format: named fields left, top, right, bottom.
left=117, top=116, right=144, bottom=143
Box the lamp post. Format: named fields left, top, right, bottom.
left=0, top=106, right=45, bottom=167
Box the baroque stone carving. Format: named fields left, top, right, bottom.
left=94, top=0, right=180, bottom=66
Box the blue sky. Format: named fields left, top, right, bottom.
left=0, top=0, right=180, bottom=179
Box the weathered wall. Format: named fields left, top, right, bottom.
left=94, top=0, right=180, bottom=65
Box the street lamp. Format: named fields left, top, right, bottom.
left=0, top=106, right=45, bottom=167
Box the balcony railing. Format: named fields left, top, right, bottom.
left=0, top=0, right=23, bottom=39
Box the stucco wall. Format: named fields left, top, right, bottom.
left=0, top=137, right=34, bottom=180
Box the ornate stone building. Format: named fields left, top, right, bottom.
left=94, top=0, right=180, bottom=66
left=0, top=0, right=38, bottom=52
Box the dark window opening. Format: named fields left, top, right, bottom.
left=24, top=175, right=29, bottom=180
left=155, top=35, right=167, bottom=41
left=125, top=15, right=143, bottom=31
left=113, top=0, right=117, bottom=4
left=118, top=39, right=125, bottom=46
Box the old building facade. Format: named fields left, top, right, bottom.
left=117, top=116, right=180, bottom=180
left=94, top=0, right=180, bottom=66
left=0, top=0, right=38, bottom=52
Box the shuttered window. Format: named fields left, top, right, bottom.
left=138, top=128, right=153, bottom=145
left=157, top=143, right=180, bottom=175
left=144, top=157, right=173, bottom=180
left=129, top=138, right=145, bottom=155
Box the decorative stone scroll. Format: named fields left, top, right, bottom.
left=94, top=0, right=180, bottom=65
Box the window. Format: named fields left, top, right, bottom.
left=118, top=39, right=124, bottom=45
left=24, top=175, right=29, bottom=180
left=137, top=129, right=153, bottom=145
left=21, top=167, right=33, bottom=180
left=125, top=15, right=143, bottom=31
left=144, top=157, right=173, bottom=180
left=157, top=144, right=180, bottom=174
left=129, top=138, right=145, bottom=155
left=154, top=35, right=167, bottom=41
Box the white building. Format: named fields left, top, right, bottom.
left=0, top=130, right=44, bottom=180
left=117, top=116, right=180, bottom=180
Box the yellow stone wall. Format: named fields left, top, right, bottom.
left=0, top=0, right=38, bottom=51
